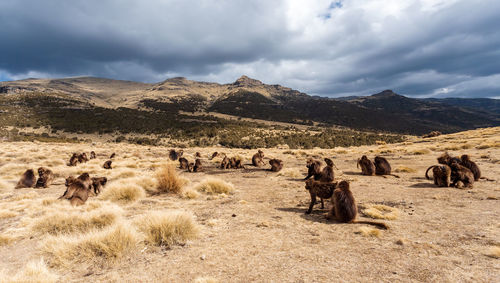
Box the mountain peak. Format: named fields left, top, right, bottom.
left=371, top=89, right=399, bottom=98
left=233, top=75, right=263, bottom=87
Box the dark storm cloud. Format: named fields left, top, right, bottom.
left=1, top=0, right=500, bottom=98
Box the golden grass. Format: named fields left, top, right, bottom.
left=194, top=277, right=220, bottom=283
left=0, top=234, right=14, bottom=246
left=394, top=166, right=417, bottom=173
left=357, top=226, right=381, bottom=237
left=32, top=206, right=121, bottom=235
left=0, top=179, right=12, bottom=191
left=194, top=178, right=235, bottom=195
left=362, top=204, right=399, bottom=220
left=42, top=223, right=139, bottom=268
left=99, top=180, right=145, bottom=203
left=485, top=246, right=500, bottom=259
left=277, top=168, right=302, bottom=178
left=135, top=211, right=199, bottom=247
left=154, top=164, right=188, bottom=194
left=181, top=187, right=200, bottom=199
left=0, top=259, right=59, bottom=283
left=0, top=209, right=17, bottom=219
left=412, top=148, right=431, bottom=155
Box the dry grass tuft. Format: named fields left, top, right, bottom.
left=32, top=206, right=122, bottom=235
left=0, top=234, right=14, bottom=246
left=136, top=211, right=199, bottom=247
left=277, top=168, right=302, bottom=178
left=181, top=187, right=200, bottom=199
left=357, top=226, right=381, bottom=237
left=154, top=164, right=188, bottom=194
left=42, top=223, right=139, bottom=268
left=394, top=166, right=417, bottom=173
left=0, top=258, right=59, bottom=283
left=99, top=180, right=145, bottom=203
left=485, top=246, right=500, bottom=258
left=133, top=175, right=159, bottom=194
left=362, top=204, right=399, bottom=220
left=194, top=277, right=220, bottom=283
left=412, top=148, right=431, bottom=155
left=0, top=209, right=17, bottom=219
left=194, top=178, right=235, bottom=195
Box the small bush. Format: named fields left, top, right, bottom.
left=136, top=211, right=199, bottom=247
left=99, top=180, right=145, bottom=203
left=194, top=178, right=235, bottom=195
left=154, top=164, right=187, bottom=194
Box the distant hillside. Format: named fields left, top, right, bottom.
left=1, top=76, right=499, bottom=135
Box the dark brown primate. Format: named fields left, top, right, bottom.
left=91, top=177, right=107, bottom=195
left=35, top=167, right=54, bottom=188
left=210, top=152, right=219, bottom=160
left=103, top=160, right=112, bottom=169
left=68, top=153, right=79, bottom=166
left=15, top=169, right=37, bottom=189
left=220, top=156, right=231, bottom=169
left=195, top=152, right=201, bottom=158
left=460, top=155, right=481, bottom=181
left=304, top=179, right=335, bottom=214
left=319, top=158, right=335, bottom=182
left=90, top=151, right=96, bottom=159
left=179, top=157, right=189, bottom=169
left=252, top=150, right=265, bottom=167
left=187, top=162, right=195, bottom=172
left=304, top=158, right=322, bottom=180
left=269, top=159, right=283, bottom=172
left=357, top=155, right=375, bottom=176
left=437, top=152, right=461, bottom=166
left=109, top=153, right=116, bottom=159
left=168, top=149, right=183, bottom=161
left=230, top=157, right=245, bottom=169
left=327, top=181, right=388, bottom=229
left=78, top=153, right=89, bottom=163
left=59, top=173, right=92, bottom=205
left=374, top=156, right=399, bottom=177
left=193, top=159, right=203, bottom=172
left=425, top=165, right=451, bottom=187
left=450, top=162, right=474, bottom=189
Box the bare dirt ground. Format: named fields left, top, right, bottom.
left=0, top=127, right=499, bottom=282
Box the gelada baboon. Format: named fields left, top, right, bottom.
left=15, top=169, right=37, bottom=189
left=90, top=151, right=96, bottom=159
left=269, top=159, right=283, bottom=172
left=450, top=162, right=474, bottom=189
left=168, top=149, right=183, bottom=161
left=220, top=156, right=230, bottom=169
left=59, top=173, right=92, bottom=206
left=327, top=181, right=388, bottom=229
left=319, top=158, right=335, bottom=182
left=78, top=153, right=89, bottom=163
left=357, top=155, right=375, bottom=176
left=437, top=152, right=461, bottom=166
left=91, top=177, right=107, bottom=195
left=68, top=153, right=78, bottom=166
left=252, top=150, right=265, bottom=167
left=304, top=158, right=322, bottom=180
left=35, top=167, right=54, bottom=188
left=460, top=155, right=481, bottom=181
left=195, top=152, right=201, bottom=158
left=374, top=156, right=399, bottom=178
left=188, top=159, right=203, bottom=172
left=103, top=160, right=112, bottom=169
left=425, top=165, right=451, bottom=187
left=179, top=157, right=189, bottom=169
left=109, top=152, right=116, bottom=159
left=230, top=157, right=244, bottom=169
left=210, top=152, right=219, bottom=160
left=304, top=179, right=335, bottom=214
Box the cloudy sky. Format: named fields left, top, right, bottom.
left=1, top=0, right=499, bottom=98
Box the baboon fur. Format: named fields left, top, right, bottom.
left=109, top=153, right=116, bottom=159
left=230, top=157, right=245, bottom=169
left=211, top=152, right=219, bottom=160
left=269, top=159, right=283, bottom=172
left=374, top=156, right=391, bottom=175
left=319, top=158, right=335, bottom=182
left=179, top=157, right=189, bottom=169
left=78, top=153, right=89, bottom=163
left=304, top=179, right=335, bottom=214
left=169, top=149, right=183, bottom=161
left=59, top=173, right=92, bottom=206
left=15, top=169, right=37, bottom=189
left=328, top=181, right=388, bottom=229
left=460, top=155, right=481, bottom=181
left=91, top=177, right=107, bottom=195
left=195, top=152, right=201, bottom=158
left=188, top=159, right=203, bottom=172
left=68, top=153, right=78, bottom=166
left=103, top=160, right=112, bottom=169
left=252, top=150, right=266, bottom=167
left=425, top=165, right=451, bottom=187
left=437, top=152, right=461, bottom=166
left=304, top=158, right=322, bottom=180
left=220, top=156, right=231, bottom=169
left=90, top=151, right=96, bottom=159
left=35, top=167, right=54, bottom=188
left=357, top=155, right=375, bottom=176
left=450, top=162, right=474, bottom=189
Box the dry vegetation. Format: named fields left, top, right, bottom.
left=0, top=127, right=498, bottom=281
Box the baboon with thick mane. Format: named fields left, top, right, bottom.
left=269, top=159, right=283, bottom=172
left=35, top=167, right=54, bottom=188
left=78, top=153, right=89, bottom=163
left=252, top=150, right=265, bottom=167
left=91, top=177, right=107, bottom=195
left=304, top=179, right=335, bottom=214
left=169, top=149, right=183, bottom=161
left=437, top=152, right=461, bottom=166
left=103, top=160, right=112, bottom=169
left=179, top=157, right=189, bottom=169
left=59, top=173, right=92, bottom=206
left=460, top=155, right=481, bottom=181
left=68, top=153, right=78, bottom=166
left=450, top=162, right=474, bottom=189
left=15, top=169, right=37, bottom=189
left=319, top=158, right=335, bottom=182
left=327, top=181, right=388, bottom=229
left=304, top=158, right=322, bottom=180
left=357, top=155, right=375, bottom=176
left=425, top=165, right=451, bottom=187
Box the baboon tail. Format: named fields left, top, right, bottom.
left=479, top=177, right=495, bottom=182
left=354, top=220, right=389, bottom=230
left=391, top=174, right=400, bottom=178
left=425, top=165, right=436, bottom=180
left=356, top=159, right=360, bottom=169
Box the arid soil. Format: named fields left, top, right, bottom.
left=0, top=127, right=499, bottom=282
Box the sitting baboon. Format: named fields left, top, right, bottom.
left=91, top=177, right=107, bottom=195
left=304, top=158, right=322, bottom=180
left=319, top=158, right=335, bottom=182
left=168, top=149, right=183, bottom=161
left=230, top=157, right=245, bottom=169
left=90, top=151, right=96, bottom=159
left=220, top=156, right=231, bottom=169
left=68, top=153, right=79, bottom=166
left=15, top=169, right=37, bottom=189
left=437, top=152, right=461, bottom=166
left=327, top=181, right=388, bottom=229
left=59, top=173, right=92, bottom=205
left=252, top=150, right=265, bottom=167
left=460, top=155, right=481, bottom=181
left=450, top=162, right=474, bottom=189
left=425, top=165, right=451, bottom=187
left=103, top=160, right=112, bottom=169
left=304, top=179, right=335, bottom=214
left=211, top=152, right=219, bottom=160
left=269, top=159, right=283, bottom=172
left=357, top=155, right=375, bottom=176
left=193, top=159, right=203, bottom=172
left=109, top=152, right=116, bottom=159
left=179, top=157, right=189, bottom=169
left=374, top=156, right=399, bottom=177
left=195, top=152, right=201, bottom=158
left=78, top=153, right=89, bottom=163
left=35, top=167, right=54, bottom=188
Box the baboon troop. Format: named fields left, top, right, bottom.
left=35, top=167, right=54, bottom=188
left=425, top=165, right=451, bottom=187
left=269, top=159, right=283, bottom=172
left=219, top=155, right=244, bottom=169
left=426, top=152, right=480, bottom=189
left=103, top=160, right=112, bottom=169
left=15, top=169, right=37, bottom=189
left=252, top=150, right=265, bottom=167
left=68, top=151, right=95, bottom=166
left=357, top=155, right=375, bottom=176
left=357, top=156, right=398, bottom=178
left=169, top=149, right=183, bottom=161
left=304, top=179, right=335, bottom=214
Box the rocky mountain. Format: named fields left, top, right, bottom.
left=1, top=76, right=499, bottom=135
